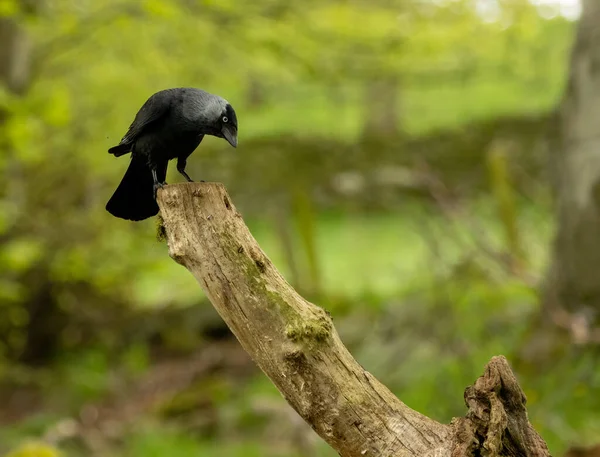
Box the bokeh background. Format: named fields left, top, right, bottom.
left=1, top=0, right=599, bottom=456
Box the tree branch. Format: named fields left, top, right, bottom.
left=156, top=182, right=550, bottom=457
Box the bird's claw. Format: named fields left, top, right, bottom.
left=153, top=182, right=166, bottom=199
left=178, top=168, right=195, bottom=183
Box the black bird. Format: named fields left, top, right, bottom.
left=106, top=87, right=238, bottom=221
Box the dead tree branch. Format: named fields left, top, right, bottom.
left=156, top=182, right=550, bottom=457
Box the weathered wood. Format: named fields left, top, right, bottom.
left=157, top=182, right=550, bottom=457
left=451, top=356, right=551, bottom=457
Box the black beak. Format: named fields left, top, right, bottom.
left=221, top=125, right=238, bottom=148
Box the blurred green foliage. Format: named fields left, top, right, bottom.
left=0, top=0, right=596, bottom=456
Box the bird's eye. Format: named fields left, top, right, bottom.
left=222, top=116, right=228, bottom=123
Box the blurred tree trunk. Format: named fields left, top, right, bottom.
left=0, top=13, right=33, bottom=96
left=291, top=184, right=322, bottom=298
left=362, top=77, right=401, bottom=139
left=0, top=2, right=65, bottom=365
left=271, top=202, right=302, bottom=289
left=0, top=4, right=35, bottom=201
left=246, top=76, right=266, bottom=108
left=534, top=0, right=600, bottom=355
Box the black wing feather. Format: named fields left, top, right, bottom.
left=108, top=90, right=173, bottom=155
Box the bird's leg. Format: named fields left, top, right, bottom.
left=176, top=157, right=195, bottom=183
left=151, top=168, right=165, bottom=199
left=176, top=158, right=205, bottom=183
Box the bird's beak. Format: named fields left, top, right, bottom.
left=221, top=125, right=238, bottom=148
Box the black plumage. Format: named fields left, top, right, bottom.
left=106, top=87, right=238, bottom=221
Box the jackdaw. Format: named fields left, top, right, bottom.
left=106, top=87, right=238, bottom=221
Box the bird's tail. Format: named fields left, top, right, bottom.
left=108, top=143, right=131, bottom=157
left=106, top=156, right=159, bottom=221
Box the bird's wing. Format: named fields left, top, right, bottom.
left=118, top=91, right=172, bottom=145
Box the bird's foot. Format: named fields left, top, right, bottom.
left=178, top=169, right=195, bottom=183
left=153, top=181, right=166, bottom=199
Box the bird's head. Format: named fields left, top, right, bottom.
left=217, top=102, right=238, bottom=148
left=197, top=93, right=238, bottom=148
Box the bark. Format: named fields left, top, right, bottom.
left=156, top=182, right=550, bottom=457
left=539, top=0, right=600, bottom=341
